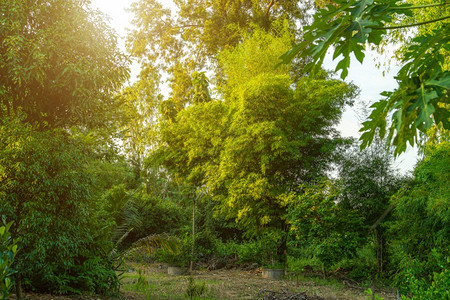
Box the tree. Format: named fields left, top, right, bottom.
left=0, top=0, right=129, bottom=126
left=337, top=140, right=405, bottom=274
left=214, top=27, right=356, bottom=230
left=117, top=79, right=160, bottom=186
left=127, top=0, right=311, bottom=65
left=279, top=0, right=449, bottom=155
left=126, top=0, right=314, bottom=120
left=155, top=28, right=357, bottom=264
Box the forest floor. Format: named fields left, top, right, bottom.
left=9, top=263, right=397, bottom=300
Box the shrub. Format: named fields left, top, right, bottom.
left=0, top=117, right=118, bottom=294
left=387, top=142, right=449, bottom=293
left=395, top=249, right=449, bottom=299
left=287, top=181, right=365, bottom=274
left=185, top=276, right=206, bottom=300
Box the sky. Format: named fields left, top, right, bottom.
left=90, top=0, right=419, bottom=175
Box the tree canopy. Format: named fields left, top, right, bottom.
left=0, top=0, right=129, bottom=126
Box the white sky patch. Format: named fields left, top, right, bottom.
left=90, top=0, right=419, bottom=174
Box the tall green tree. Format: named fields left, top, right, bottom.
left=212, top=28, right=357, bottom=233
left=0, top=0, right=129, bottom=295
left=337, top=141, right=404, bottom=274
left=155, top=28, right=357, bottom=263
left=127, top=0, right=310, bottom=65
left=117, top=78, right=160, bottom=186
left=286, top=180, right=365, bottom=274
left=126, top=0, right=314, bottom=120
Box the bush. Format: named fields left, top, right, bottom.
left=387, top=142, right=449, bottom=292
left=345, top=243, right=377, bottom=280
left=0, top=117, right=118, bottom=294
left=113, top=192, right=189, bottom=251
left=214, top=234, right=283, bottom=266
left=156, top=234, right=191, bottom=268
left=193, top=230, right=220, bottom=262
left=287, top=181, right=365, bottom=274
left=397, top=250, right=449, bottom=299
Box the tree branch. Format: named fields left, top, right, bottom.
left=171, top=24, right=204, bottom=29
left=370, top=204, right=395, bottom=230
left=371, top=15, right=450, bottom=30
left=393, top=3, right=449, bottom=10
left=266, top=0, right=276, bottom=16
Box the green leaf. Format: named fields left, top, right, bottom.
left=353, top=44, right=365, bottom=63
left=425, top=75, right=450, bottom=90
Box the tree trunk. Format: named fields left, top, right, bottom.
left=16, top=273, right=23, bottom=300
left=190, top=197, right=196, bottom=272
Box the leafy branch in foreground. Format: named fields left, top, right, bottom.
left=279, top=0, right=449, bottom=155
left=0, top=221, right=19, bottom=299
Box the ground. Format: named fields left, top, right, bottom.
left=120, top=263, right=396, bottom=300
left=9, top=263, right=397, bottom=299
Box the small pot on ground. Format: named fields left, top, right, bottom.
left=262, top=268, right=284, bottom=280
left=167, top=266, right=184, bottom=275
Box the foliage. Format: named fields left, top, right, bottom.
left=185, top=276, right=206, bottom=300
left=231, top=235, right=284, bottom=266
left=387, top=141, right=449, bottom=293
left=134, top=269, right=150, bottom=292
left=287, top=180, right=365, bottom=272
left=344, top=243, right=378, bottom=279
left=279, top=0, right=449, bottom=155
left=336, top=140, right=405, bottom=274
left=154, top=234, right=194, bottom=268
left=398, top=249, right=449, bottom=300
left=156, top=100, right=228, bottom=187
left=364, top=288, right=384, bottom=300
left=217, top=21, right=293, bottom=95
left=0, top=221, right=19, bottom=299
left=287, top=141, right=403, bottom=276
left=55, top=256, right=120, bottom=296
left=113, top=191, right=189, bottom=251
left=0, top=0, right=129, bottom=126
left=337, top=141, right=404, bottom=227
left=214, top=27, right=356, bottom=230
left=154, top=29, right=357, bottom=267
left=127, top=0, right=311, bottom=82
left=213, top=71, right=355, bottom=232
left=0, top=116, right=117, bottom=294
left=116, top=79, right=161, bottom=184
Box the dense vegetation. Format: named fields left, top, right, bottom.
left=0, top=0, right=448, bottom=299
